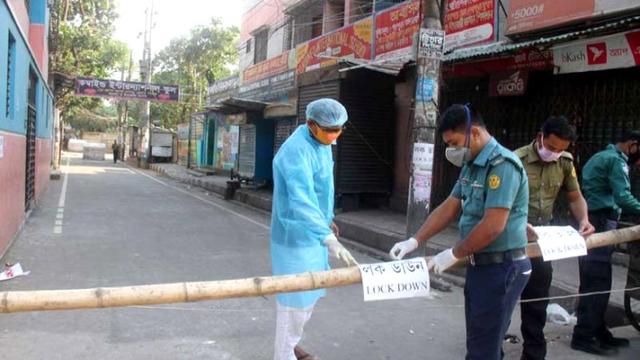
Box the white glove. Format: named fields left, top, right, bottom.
left=427, top=248, right=458, bottom=274
left=389, top=237, right=419, bottom=260
left=324, top=234, right=358, bottom=267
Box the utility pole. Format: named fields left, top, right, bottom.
left=406, top=0, right=445, bottom=236
left=139, top=0, right=155, bottom=168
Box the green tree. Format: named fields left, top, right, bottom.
left=49, top=0, right=130, bottom=117
left=150, top=18, right=239, bottom=129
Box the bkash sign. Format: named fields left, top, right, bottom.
left=553, top=30, right=640, bottom=74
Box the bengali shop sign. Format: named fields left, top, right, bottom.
left=75, top=77, right=180, bottom=102
left=374, top=0, right=421, bottom=60
left=446, top=48, right=553, bottom=78
left=444, top=0, right=496, bottom=51
left=489, top=70, right=529, bottom=97
left=553, top=30, right=640, bottom=74
left=242, top=50, right=293, bottom=83
left=506, top=0, right=640, bottom=36
left=296, top=18, right=372, bottom=74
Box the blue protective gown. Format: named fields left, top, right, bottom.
left=271, top=125, right=335, bottom=308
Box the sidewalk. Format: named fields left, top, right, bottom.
left=149, top=163, right=633, bottom=326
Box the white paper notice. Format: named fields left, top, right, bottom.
left=0, top=135, right=4, bottom=159
left=534, top=226, right=587, bottom=261
left=358, top=258, right=430, bottom=302
left=0, top=263, right=30, bottom=282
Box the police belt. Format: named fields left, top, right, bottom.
left=469, top=247, right=527, bottom=266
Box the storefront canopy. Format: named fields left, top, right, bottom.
left=206, top=97, right=268, bottom=114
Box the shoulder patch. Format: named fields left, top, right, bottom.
left=560, top=151, right=574, bottom=160
left=490, top=157, right=505, bottom=166
left=488, top=174, right=501, bottom=190
left=514, top=146, right=528, bottom=159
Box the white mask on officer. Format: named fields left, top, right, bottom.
left=445, top=105, right=473, bottom=168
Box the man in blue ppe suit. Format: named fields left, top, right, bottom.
left=271, top=98, right=358, bottom=360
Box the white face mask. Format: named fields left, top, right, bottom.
left=445, top=147, right=471, bottom=168
left=445, top=104, right=473, bottom=168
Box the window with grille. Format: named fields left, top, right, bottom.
left=282, top=19, right=293, bottom=51
left=246, top=39, right=252, bottom=54
left=6, top=33, right=16, bottom=119
left=253, top=29, right=268, bottom=64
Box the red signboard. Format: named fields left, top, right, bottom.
left=243, top=51, right=292, bottom=83
left=445, top=48, right=553, bottom=78
left=506, top=0, right=640, bottom=35
left=375, top=0, right=421, bottom=59
left=444, top=0, right=496, bottom=51
left=296, top=18, right=372, bottom=74
left=489, top=70, right=529, bottom=97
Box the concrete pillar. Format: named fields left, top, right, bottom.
left=406, top=0, right=444, bottom=237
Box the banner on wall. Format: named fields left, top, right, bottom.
left=553, top=30, right=640, bottom=74
left=296, top=18, right=372, bottom=74
left=374, top=0, right=421, bottom=60
left=242, top=50, right=294, bottom=83
left=444, top=0, right=496, bottom=51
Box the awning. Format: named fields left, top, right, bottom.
left=206, top=97, right=269, bottom=114
left=445, top=15, right=640, bottom=63
left=264, top=102, right=296, bottom=118
left=338, top=54, right=414, bottom=76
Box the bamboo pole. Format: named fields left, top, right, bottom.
left=2, top=225, right=640, bottom=314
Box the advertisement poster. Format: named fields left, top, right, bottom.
left=296, top=18, right=372, bottom=74
left=75, top=77, right=179, bottom=102
left=215, top=120, right=239, bottom=171
left=553, top=30, right=640, bottom=74
left=444, top=0, right=496, bottom=51
left=374, top=0, right=421, bottom=60
left=506, top=0, right=640, bottom=35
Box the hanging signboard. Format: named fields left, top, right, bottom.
left=75, top=77, right=180, bottom=102
left=444, top=0, right=496, bottom=51
left=296, top=17, right=372, bottom=74
left=506, top=0, right=640, bottom=36
left=489, top=70, right=529, bottom=97
left=418, top=28, right=445, bottom=60
left=374, top=0, right=421, bottom=60
left=553, top=30, right=640, bottom=74
left=359, top=259, right=430, bottom=301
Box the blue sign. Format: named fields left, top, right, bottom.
left=416, top=77, right=434, bottom=102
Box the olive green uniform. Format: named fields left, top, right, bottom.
left=515, top=142, right=579, bottom=360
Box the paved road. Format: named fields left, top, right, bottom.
left=0, top=153, right=637, bottom=359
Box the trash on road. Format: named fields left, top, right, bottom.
left=546, top=303, right=577, bottom=325
left=0, top=263, right=30, bottom=282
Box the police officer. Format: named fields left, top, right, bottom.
left=389, top=104, right=531, bottom=360
left=514, top=116, right=595, bottom=360
left=571, top=130, right=640, bottom=355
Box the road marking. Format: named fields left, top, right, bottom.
left=58, top=156, right=70, bottom=208
left=53, top=156, right=71, bottom=235
left=128, top=167, right=269, bottom=230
